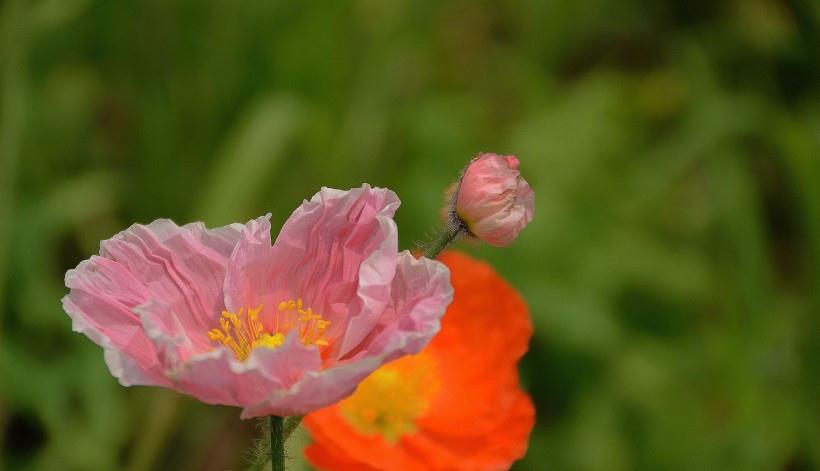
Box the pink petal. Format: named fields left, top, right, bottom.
left=346, top=251, right=454, bottom=361
left=63, top=256, right=169, bottom=386
left=99, top=219, right=243, bottom=351
left=240, top=354, right=383, bottom=418
left=63, top=219, right=244, bottom=384
left=169, top=332, right=321, bottom=407
left=224, top=185, right=401, bottom=359
left=222, top=214, right=281, bottom=318
left=455, top=153, right=534, bottom=247
left=240, top=252, right=452, bottom=418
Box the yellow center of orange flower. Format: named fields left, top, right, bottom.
left=339, top=352, right=438, bottom=443
left=206, top=299, right=330, bottom=361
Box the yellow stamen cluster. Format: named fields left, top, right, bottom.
left=207, top=299, right=330, bottom=361
left=276, top=298, right=331, bottom=347
left=339, top=352, right=438, bottom=442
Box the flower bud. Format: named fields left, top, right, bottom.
left=450, top=153, right=534, bottom=247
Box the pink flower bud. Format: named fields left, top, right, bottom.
left=451, top=153, right=534, bottom=247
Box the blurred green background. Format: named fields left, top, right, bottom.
left=1, top=0, right=819, bottom=469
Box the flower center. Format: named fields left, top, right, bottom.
left=206, top=299, right=330, bottom=361
left=339, top=352, right=438, bottom=443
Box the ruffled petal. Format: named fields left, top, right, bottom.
left=240, top=353, right=381, bottom=417
left=427, top=251, right=531, bottom=369
left=418, top=251, right=532, bottom=436
left=304, top=441, right=384, bottom=471
left=305, top=407, right=429, bottom=471
left=63, top=219, right=244, bottom=384
left=224, top=185, right=401, bottom=359
left=168, top=332, right=321, bottom=407
left=455, top=154, right=534, bottom=247
left=470, top=179, right=534, bottom=247
left=63, top=256, right=168, bottom=386
left=242, top=252, right=452, bottom=418
left=406, top=393, right=534, bottom=471
left=344, top=251, right=453, bottom=362
left=98, top=219, right=244, bottom=353
left=222, top=214, right=280, bottom=315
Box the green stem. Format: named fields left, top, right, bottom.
left=247, top=416, right=302, bottom=471
left=269, top=416, right=285, bottom=471
left=424, top=227, right=461, bottom=259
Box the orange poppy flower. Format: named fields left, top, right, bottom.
left=304, top=251, right=535, bottom=471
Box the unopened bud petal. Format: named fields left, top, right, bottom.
left=451, top=153, right=534, bottom=246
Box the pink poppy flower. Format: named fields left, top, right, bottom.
left=451, top=153, right=534, bottom=247
left=62, top=185, right=453, bottom=418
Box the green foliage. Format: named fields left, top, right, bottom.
left=1, top=0, right=818, bottom=469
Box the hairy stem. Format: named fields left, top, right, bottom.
left=247, top=415, right=303, bottom=470
left=270, top=416, right=285, bottom=471
left=424, top=227, right=461, bottom=259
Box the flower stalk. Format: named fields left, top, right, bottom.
left=247, top=416, right=304, bottom=471
left=269, top=416, right=285, bottom=471
left=425, top=226, right=461, bottom=259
